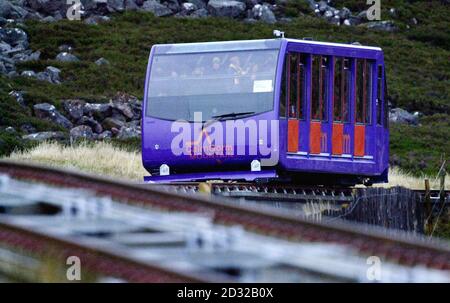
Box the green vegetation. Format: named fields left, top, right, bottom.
left=0, top=1, right=449, bottom=176
left=390, top=114, right=449, bottom=176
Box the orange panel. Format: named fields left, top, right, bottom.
left=332, top=123, right=344, bottom=155
left=310, top=121, right=321, bottom=154
left=287, top=119, right=299, bottom=153
left=354, top=124, right=365, bottom=157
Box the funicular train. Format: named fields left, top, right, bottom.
left=142, top=37, right=389, bottom=185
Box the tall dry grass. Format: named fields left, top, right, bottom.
left=4, top=141, right=449, bottom=188
left=5, top=141, right=147, bottom=181
left=374, top=166, right=449, bottom=190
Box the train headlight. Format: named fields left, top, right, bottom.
left=251, top=160, right=261, bottom=172
left=160, top=164, right=170, bottom=176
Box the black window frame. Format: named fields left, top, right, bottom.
left=333, top=57, right=351, bottom=123
left=355, top=58, right=372, bottom=125
left=312, top=55, right=329, bottom=122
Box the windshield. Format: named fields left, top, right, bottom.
left=147, top=49, right=279, bottom=121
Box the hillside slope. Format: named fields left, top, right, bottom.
left=0, top=1, right=449, bottom=175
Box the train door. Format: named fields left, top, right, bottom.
left=375, top=63, right=387, bottom=169
left=331, top=57, right=352, bottom=156
left=286, top=52, right=308, bottom=154
left=310, top=55, right=331, bottom=155
left=354, top=58, right=374, bottom=158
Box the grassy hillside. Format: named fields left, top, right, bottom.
left=0, top=1, right=449, bottom=175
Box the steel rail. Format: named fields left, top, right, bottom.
left=0, top=160, right=449, bottom=270
left=0, top=218, right=217, bottom=283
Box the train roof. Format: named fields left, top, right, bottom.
left=284, top=38, right=382, bottom=51
left=152, top=38, right=382, bottom=55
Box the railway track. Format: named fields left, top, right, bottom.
left=0, top=160, right=449, bottom=279
left=155, top=181, right=449, bottom=205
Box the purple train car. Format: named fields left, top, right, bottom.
left=142, top=38, right=389, bottom=185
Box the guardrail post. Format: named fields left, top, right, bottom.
left=424, top=178, right=432, bottom=235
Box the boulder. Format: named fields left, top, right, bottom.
left=389, top=7, right=397, bottom=18
left=9, top=90, right=25, bottom=107
left=0, top=61, right=7, bottom=74
left=55, top=52, right=80, bottom=62
left=32, top=66, right=60, bottom=84
left=21, top=70, right=36, bottom=78
left=323, top=9, right=333, bottom=20
left=348, top=15, right=362, bottom=26
left=318, top=0, right=328, bottom=13
left=0, top=1, right=15, bottom=18
left=356, top=10, right=368, bottom=22
left=45, top=66, right=61, bottom=83
left=79, top=116, right=103, bottom=133
left=12, top=50, right=41, bottom=63
left=330, top=15, right=340, bottom=25
left=95, top=57, right=110, bottom=66
left=36, top=71, right=53, bottom=82
left=0, top=28, right=28, bottom=49
left=7, top=70, right=18, bottom=77
left=5, top=126, right=16, bottom=133
left=98, top=130, right=112, bottom=140
left=0, top=1, right=27, bottom=19
left=111, top=93, right=141, bottom=120
left=187, top=0, right=206, bottom=9
left=107, top=0, right=125, bottom=12
left=42, top=15, right=56, bottom=22
left=124, top=0, right=140, bottom=10
left=70, top=125, right=94, bottom=141
left=189, top=7, right=208, bottom=17
left=111, top=127, right=119, bottom=135
left=162, top=0, right=180, bottom=13
left=251, top=4, right=276, bottom=24
left=33, top=103, right=73, bottom=129
left=362, top=20, right=397, bottom=32
left=111, top=109, right=127, bottom=122
left=26, top=0, right=67, bottom=15
left=116, top=125, right=141, bottom=140
left=207, top=0, right=245, bottom=18
left=83, top=15, right=111, bottom=25
left=0, top=41, right=12, bottom=53
left=63, top=99, right=86, bottom=121
left=83, top=102, right=112, bottom=120
left=22, top=131, right=66, bottom=142
left=102, top=117, right=125, bottom=130
left=58, top=44, right=74, bottom=53
left=338, top=7, right=351, bottom=20
left=182, top=2, right=197, bottom=12
left=20, top=123, right=37, bottom=134
left=389, top=108, right=419, bottom=125
left=141, top=0, right=173, bottom=17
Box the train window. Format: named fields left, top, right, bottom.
left=383, top=72, right=389, bottom=128
left=279, top=55, right=287, bottom=118
left=356, top=59, right=372, bottom=124
left=288, top=54, right=298, bottom=118
left=298, top=54, right=307, bottom=120
left=376, top=65, right=383, bottom=125
left=285, top=53, right=307, bottom=119
left=312, top=55, right=328, bottom=121
left=334, top=57, right=350, bottom=123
